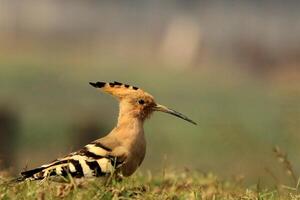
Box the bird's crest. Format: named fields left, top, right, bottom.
left=89, top=81, right=152, bottom=100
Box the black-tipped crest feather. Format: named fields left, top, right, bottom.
left=89, top=82, right=106, bottom=88
left=114, top=81, right=122, bottom=85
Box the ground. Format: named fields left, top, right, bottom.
left=0, top=169, right=299, bottom=200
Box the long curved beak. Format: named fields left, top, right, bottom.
left=153, top=104, right=197, bottom=125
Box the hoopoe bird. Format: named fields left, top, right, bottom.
left=18, top=81, right=196, bottom=181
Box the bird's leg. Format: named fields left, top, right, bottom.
left=109, top=146, right=129, bottom=165
left=104, top=146, right=128, bottom=185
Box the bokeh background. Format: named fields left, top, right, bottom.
left=0, top=0, right=299, bottom=185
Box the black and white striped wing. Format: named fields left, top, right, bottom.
left=20, top=143, right=122, bottom=181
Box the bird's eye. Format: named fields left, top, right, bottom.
left=138, top=99, right=145, bottom=105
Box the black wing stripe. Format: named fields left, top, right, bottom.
left=79, top=147, right=104, bottom=159
left=70, top=160, right=84, bottom=177
left=49, top=170, right=57, bottom=176
left=85, top=160, right=105, bottom=176
left=45, top=159, right=70, bottom=169
left=92, top=142, right=112, bottom=152
left=61, top=166, right=69, bottom=177
left=21, top=167, right=45, bottom=178
left=83, top=151, right=104, bottom=159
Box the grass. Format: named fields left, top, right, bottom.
left=1, top=146, right=300, bottom=199
left=1, top=169, right=300, bottom=200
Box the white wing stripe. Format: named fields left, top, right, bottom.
left=86, top=144, right=108, bottom=156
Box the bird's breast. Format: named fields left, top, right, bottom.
left=121, top=133, right=146, bottom=176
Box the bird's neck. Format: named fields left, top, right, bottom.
left=117, top=112, right=144, bottom=131
left=117, top=101, right=144, bottom=126
left=115, top=101, right=145, bottom=138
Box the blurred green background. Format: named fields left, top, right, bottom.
left=0, top=0, right=299, bottom=185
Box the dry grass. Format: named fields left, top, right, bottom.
left=1, top=168, right=300, bottom=200
left=1, top=146, right=300, bottom=199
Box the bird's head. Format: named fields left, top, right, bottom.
left=89, top=81, right=196, bottom=125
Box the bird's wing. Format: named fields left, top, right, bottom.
left=19, top=142, right=124, bottom=181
